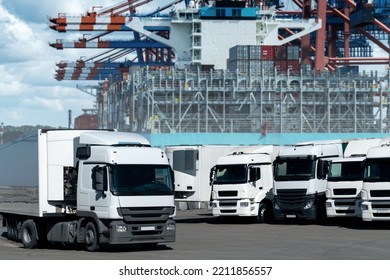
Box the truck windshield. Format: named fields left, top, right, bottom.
left=328, top=161, right=363, bottom=181
left=274, top=158, right=315, bottom=181
left=111, top=164, right=174, bottom=196
left=364, top=159, right=390, bottom=182
left=213, top=164, right=247, bottom=184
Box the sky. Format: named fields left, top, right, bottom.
left=0, top=0, right=388, bottom=127
left=0, top=0, right=161, bottom=128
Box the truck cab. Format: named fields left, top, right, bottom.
left=0, top=130, right=176, bottom=251
left=361, top=138, right=390, bottom=221
left=210, top=146, right=277, bottom=222
left=273, top=140, right=343, bottom=221
left=325, top=138, right=381, bottom=218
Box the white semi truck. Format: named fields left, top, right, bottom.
left=273, top=140, right=344, bottom=221
left=165, top=145, right=238, bottom=204
left=210, top=146, right=278, bottom=222
left=0, top=129, right=176, bottom=251
left=325, top=138, right=381, bottom=218
left=361, top=137, right=390, bottom=221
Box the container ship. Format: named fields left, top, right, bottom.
left=49, top=0, right=390, bottom=146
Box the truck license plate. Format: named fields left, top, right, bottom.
left=141, top=226, right=155, bottom=231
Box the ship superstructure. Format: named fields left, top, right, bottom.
left=49, top=0, right=390, bottom=144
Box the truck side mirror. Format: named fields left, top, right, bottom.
left=210, top=166, right=216, bottom=186
left=249, top=167, right=261, bottom=182
left=92, top=166, right=108, bottom=192
left=317, top=160, right=329, bottom=180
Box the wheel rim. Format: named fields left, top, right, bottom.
left=85, top=229, right=95, bottom=247
left=23, top=228, right=32, bottom=244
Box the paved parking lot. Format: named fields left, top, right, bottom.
left=1, top=209, right=390, bottom=260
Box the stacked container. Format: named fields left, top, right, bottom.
left=227, top=44, right=301, bottom=74
left=227, top=45, right=261, bottom=73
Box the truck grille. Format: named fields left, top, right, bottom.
left=334, top=200, right=355, bottom=207
left=370, top=190, right=390, bottom=197
left=117, top=206, right=174, bottom=223
left=334, top=188, right=357, bottom=195
left=372, top=203, right=390, bottom=209
left=219, top=201, right=238, bottom=207
left=218, top=191, right=238, bottom=197
left=276, top=189, right=306, bottom=209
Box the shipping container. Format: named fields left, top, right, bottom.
left=227, top=59, right=249, bottom=73
left=229, top=45, right=249, bottom=60
left=249, top=45, right=262, bottom=60
left=275, top=45, right=287, bottom=60
left=287, top=45, right=300, bottom=60
left=287, top=60, right=301, bottom=72
left=249, top=60, right=262, bottom=73
left=261, top=46, right=275, bottom=60
left=275, top=60, right=287, bottom=72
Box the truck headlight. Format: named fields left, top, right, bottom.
left=240, top=202, right=249, bottom=207
left=115, top=225, right=128, bottom=233
left=211, top=202, right=217, bottom=208
left=361, top=189, right=368, bottom=200
left=303, top=200, right=314, bottom=210
left=361, top=203, right=369, bottom=211
left=166, top=224, right=176, bottom=231
left=326, top=201, right=332, bottom=208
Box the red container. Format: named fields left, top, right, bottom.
left=287, top=60, right=300, bottom=72
left=261, top=46, right=275, bottom=60
left=275, top=60, right=287, bottom=72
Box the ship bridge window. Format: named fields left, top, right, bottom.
left=232, top=9, right=241, bottom=18
left=216, top=9, right=226, bottom=18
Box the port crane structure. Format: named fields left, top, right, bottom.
left=49, top=0, right=390, bottom=81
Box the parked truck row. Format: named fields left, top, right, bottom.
left=167, top=138, right=390, bottom=224
left=2, top=132, right=390, bottom=251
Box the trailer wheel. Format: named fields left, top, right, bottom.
left=256, top=202, right=272, bottom=223
left=21, top=220, right=38, bottom=249
left=84, top=222, right=99, bottom=252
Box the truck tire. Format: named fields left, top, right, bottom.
left=256, top=202, right=272, bottom=223
left=21, top=219, right=38, bottom=249
left=84, top=222, right=99, bottom=252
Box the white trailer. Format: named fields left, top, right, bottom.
left=273, top=140, right=344, bottom=221
left=361, top=137, right=390, bottom=221
left=165, top=145, right=238, bottom=204
left=210, top=145, right=278, bottom=222
left=0, top=129, right=176, bottom=251
left=325, top=138, right=381, bottom=218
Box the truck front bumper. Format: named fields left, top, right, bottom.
left=273, top=206, right=317, bottom=220
left=326, top=199, right=361, bottom=218
left=106, top=219, right=176, bottom=245
left=211, top=199, right=258, bottom=217
left=361, top=201, right=390, bottom=222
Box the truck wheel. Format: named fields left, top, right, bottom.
left=85, top=222, right=99, bottom=252
left=21, top=220, right=38, bottom=249
left=256, top=203, right=272, bottom=223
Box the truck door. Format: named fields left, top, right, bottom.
left=90, top=165, right=111, bottom=218
left=248, top=165, right=264, bottom=198
left=78, top=163, right=111, bottom=217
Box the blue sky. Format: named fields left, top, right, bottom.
left=0, top=0, right=388, bottom=127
